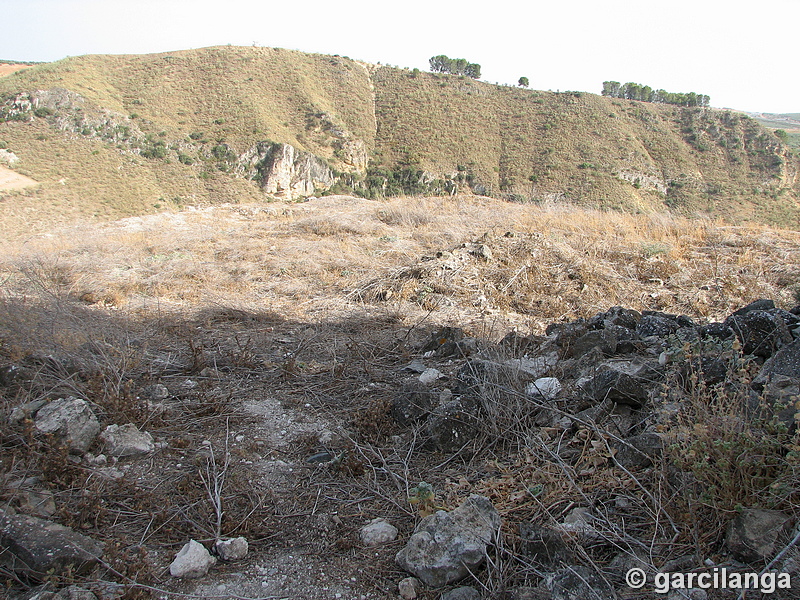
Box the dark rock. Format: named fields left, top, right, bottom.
left=519, top=523, right=572, bottom=566
left=636, top=315, right=681, bottom=338
left=547, top=320, right=589, bottom=350
left=606, top=325, right=641, bottom=354
left=679, top=357, right=729, bottom=389
left=753, top=338, right=800, bottom=386
left=568, top=330, right=618, bottom=358
left=726, top=509, right=794, bottom=563
left=699, top=322, right=735, bottom=341
left=755, top=376, right=800, bottom=430
left=423, top=327, right=465, bottom=357
left=770, top=307, right=800, bottom=324
left=730, top=299, right=775, bottom=317
left=392, top=381, right=438, bottom=426
left=674, top=326, right=701, bottom=343
left=726, top=310, right=792, bottom=357
left=506, top=587, right=550, bottom=600
left=546, top=565, right=618, bottom=600
left=499, top=332, right=545, bottom=356
left=8, top=399, right=49, bottom=426
left=612, top=433, right=664, bottom=469
left=396, top=495, right=500, bottom=588
left=0, top=364, right=35, bottom=387
left=426, top=400, right=478, bottom=453
left=588, top=306, right=642, bottom=331
left=0, top=511, right=104, bottom=577
left=585, top=369, right=649, bottom=408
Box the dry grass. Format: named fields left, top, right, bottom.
left=2, top=195, right=798, bottom=333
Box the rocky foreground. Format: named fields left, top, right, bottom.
left=2, top=298, right=800, bottom=599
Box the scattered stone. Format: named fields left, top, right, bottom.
left=306, top=451, right=336, bottom=464
left=525, top=377, right=562, bottom=401
left=561, top=507, right=600, bottom=540
left=636, top=314, right=681, bottom=338
left=404, top=359, right=428, bottom=374
left=398, top=576, right=421, bottom=599
left=419, top=368, right=443, bottom=385
left=425, top=400, right=478, bottom=453
left=519, top=522, right=572, bottom=566
left=422, top=327, right=465, bottom=358
left=499, top=331, right=545, bottom=356
left=18, top=489, right=57, bottom=519
left=585, top=368, right=649, bottom=407
left=396, top=495, right=500, bottom=587
left=0, top=510, right=104, bottom=577
left=53, top=586, right=98, bottom=600
left=753, top=338, right=800, bottom=388
left=441, top=586, right=481, bottom=600
left=8, top=399, right=48, bottom=426
left=731, top=299, right=776, bottom=317
left=213, top=537, right=248, bottom=561
left=360, top=518, right=399, bottom=547
left=726, top=508, right=794, bottom=563
left=33, top=397, right=102, bottom=453
left=392, top=381, right=438, bottom=426
left=99, top=423, right=154, bottom=457
left=546, top=565, right=617, bottom=600
left=612, top=432, right=663, bottom=469
left=169, top=539, right=217, bottom=578
left=0, top=364, right=35, bottom=387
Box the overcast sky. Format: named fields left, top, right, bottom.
left=1, top=0, right=796, bottom=114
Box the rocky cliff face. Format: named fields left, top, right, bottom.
left=237, top=142, right=334, bottom=197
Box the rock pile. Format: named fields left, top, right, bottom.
left=388, top=300, right=800, bottom=598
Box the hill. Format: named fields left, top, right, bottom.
left=1, top=46, right=799, bottom=236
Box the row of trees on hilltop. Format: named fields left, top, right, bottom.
left=429, top=55, right=481, bottom=79
left=602, top=81, right=710, bottom=107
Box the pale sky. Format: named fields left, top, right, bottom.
left=1, top=0, right=797, bottom=114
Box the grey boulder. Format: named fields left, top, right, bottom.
left=396, top=495, right=500, bottom=587
left=0, top=510, right=104, bottom=577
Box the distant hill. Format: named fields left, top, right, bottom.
left=1, top=46, right=798, bottom=234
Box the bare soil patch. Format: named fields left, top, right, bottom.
left=0, top=165, right=37, bottom=191
left=0, top=63, right=35, bottom=78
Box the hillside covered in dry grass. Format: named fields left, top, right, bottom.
left=0, top=45, right=798, bottom=239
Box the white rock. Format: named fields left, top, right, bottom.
left=419, top=368, right=442, bottom=385
left=398, top=577, right=421, bottom=599
left=34, top=397, right=102, bottom=454
left=100, top=423, right=154, bottom=457
left=214, top=537, right=249, bottom=561
left=525, top=377, right=562, bottom=400
left=170, top=540, right=216, bottom=578
left=360, top=518, right=398, bottom=547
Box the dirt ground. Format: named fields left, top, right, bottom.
left=2, top=197, right=800, bottom=599
left=0, top=165, right=37, bottom=191
left=0, top=64, right=35, bottom=78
